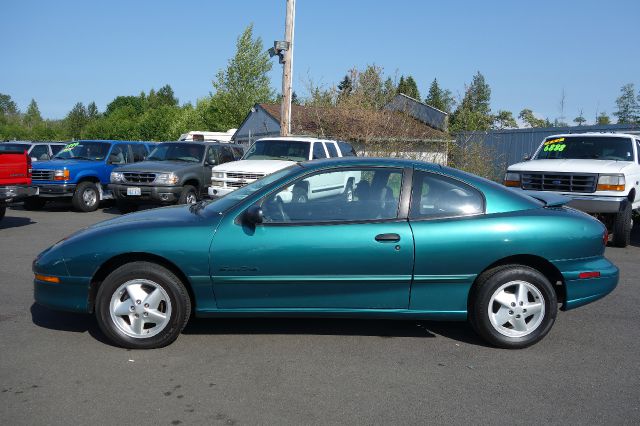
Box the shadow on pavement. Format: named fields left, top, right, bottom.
left=183, top=317, right=489, bottom=347
left=30, top=303, right=112, bottom=346
left=0, top=216, right=35, bottom=229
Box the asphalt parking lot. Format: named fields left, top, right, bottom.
left=1, top=201, right=639, bottom=425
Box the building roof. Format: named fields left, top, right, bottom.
left=258, top=103, right=450, bottom=142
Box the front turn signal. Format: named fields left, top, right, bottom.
left=35, top=274, right=60, bottom=283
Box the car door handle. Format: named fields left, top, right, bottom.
left=375, top=233, right=401, bottom=242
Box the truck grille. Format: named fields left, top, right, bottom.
left=32, top=170, right=54, bottom=181
left=521, top=172, right=597, bottom=193
left=123, top=172, right=156, bottom=183
left=226, top=172, right=265, bottom=180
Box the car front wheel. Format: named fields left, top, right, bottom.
left=72, top=181, right=100, bottom=212
left=95, top=261, right=191, bottom=349
left=469, top=265, right=557, bottom=349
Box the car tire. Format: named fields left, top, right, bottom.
left=72, top=181, right=100, bottom=212
left=95, top=261, right=191, bottom=349
left=612, top=203, right=632, bottom=248
left=0, top=202, right=5, bottom=220
left=468, top=265, right=557, bottom=349
left=178, top=185, right=198, bottom=205
left=116, top=199, right=137, bottom=214
left=292, top=186, right=308, bottom=203
left=23, top=196, right=46, bottom=211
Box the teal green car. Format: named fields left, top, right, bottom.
left=33, top=158, right=618, bottom=349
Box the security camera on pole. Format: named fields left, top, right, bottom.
left=268, top=0, right=295, bottom=136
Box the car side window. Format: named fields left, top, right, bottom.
left=260, top=168, right=403, bottom=223
left=312, top=142, right=327, bottom=159
left=231, top=147, right=244, bottom=159
left=131, top=144, right=147, bottom=162
left=338, top=141, right=357, bottom=157
left=206, top=146, right=221, bottom=165
left=326, top=142, right=339, bottom=158
left=108, top=145, right=128, bottom=164
left=410, top=171, right=484, bottom=220
left=51, top=145, right=64, bottom=155
left=636, top=140, right=640, bottom=164
left=218, top=146, right=235, bottom=164
left=30, top=145, right=50, bottom=160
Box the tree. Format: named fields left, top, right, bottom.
left=87, top=101, right=99, bottom=119
left=425, top=78, right=455, bottom=114
left=493, top=110, right=517, bottom=129
left=66, top=102, right=88, bottom=138
left=0, top=93, right=19, bottom=116
left=573, top=109, right=586, bottom=126
left=596, top=112, right=611, bottom=125
left=450, top=71, right=493, bottom=132
left=355, top=64, right=387, bottom=109
left=209, top=24, right=274, bottom=129
left=148, top=84, right=178, bottom=108
left=397, top=75, right=420, bottom=100
left=518, top=109, right=547, bottom=128
left=106, top=95, right=145, bottom=116
left=614, top=83, right=640, bottom=124
left=337, top=75, right=353, bottom=98
left=24, top=99, right=42, bottom=128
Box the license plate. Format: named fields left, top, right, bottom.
left=126, top=187, right=141, bottom=196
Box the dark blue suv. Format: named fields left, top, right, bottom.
left=27, top=140, right=154, bottom=212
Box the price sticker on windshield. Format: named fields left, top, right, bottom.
left=60, top=142, right=80, bottom=153
left=543, top=137, right=566, bottom=152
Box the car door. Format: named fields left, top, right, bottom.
left=407, top=169, right=486, bottom=315
left=210, top=166, right=414, bottom=309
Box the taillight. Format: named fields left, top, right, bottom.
left=603, top=229, right=609, bottom=246
left=26, top=151, right=32, bottom=177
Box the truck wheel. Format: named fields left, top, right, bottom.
left=116, top=199, right=137, bottom=214
left=178, top=185, right=198, bottom=205
left=23, top=197, right=46, bottom=211
left=0, top=202, right=5, bottom=220
left=612, top=203, right=632, bottom=248
left=72, top=181, right=100, bottom=212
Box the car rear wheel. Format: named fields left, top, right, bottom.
left=178, top=185, right=198, bottom=205
left=72, top=181, right=100, bottom=212
left=469, top=265, right=557, bottom=349
left=95, top=261, right=191, bottom=349
left=612, top=203, right=632, bottom=248
left=23, top=196, right=46, bottom=211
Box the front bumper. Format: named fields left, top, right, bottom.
left=33, top=276, right=92, bottom=313
left=109, top=183, right=182, bottom=203
left=0, top=185, right=38, bottom=201
left=517, top=188, right=628, bottom=214
left=208, top=186, right=235, bottom=198
left=33, top=183, right=77, bottom=197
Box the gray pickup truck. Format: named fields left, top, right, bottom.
left=109, top=141, right=243, bottom=213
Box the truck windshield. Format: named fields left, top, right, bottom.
left=536, top=136, right=634, bottom=161
left=147, top=143, right=204, bottom=163
left=243, top=140, right=310, bottom=162
left=53, top=141, right=110, bottom=161
left=0, top=143, right=28, bottom=153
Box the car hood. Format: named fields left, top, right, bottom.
left=211, top=159, right=294, bottom=174
left=33, top=159, right=102, bottom=170
left=113, top=160, right=199, bottom=173
left=508, top=159, right=632, bottom=174
left=92, top=203, right=216, bottom=230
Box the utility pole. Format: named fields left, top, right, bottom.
left=280, top=0, right=295, bottom=136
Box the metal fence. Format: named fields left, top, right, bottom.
left=457, top=124, right=640, bottom=170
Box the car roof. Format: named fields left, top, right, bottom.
left=545, top=132, right=637, bottom=139
left=256, top=136, right=340, bottom=144
left=156, top=141, right=243, bottom=146
left=299, top=156, right=442, bottom=170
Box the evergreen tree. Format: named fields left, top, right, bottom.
left=493, top=110, right=517, bottom=129
left=613, top=83, right=640, bottom=124
left=66, top=102, right=88, bottom=138
left=24, top=99, right=42, bottom=128
left=425, top=78, right=455, bottom=113
left=397, top=75, right=420, bottom=100
left=156, top=84, right=178, bottom=107
left=0, top=93, right=19, bottom=116
left=209, top=24, right=274, bottom=129
left=450, top=71, right=493, bottom=131
left=337, top=75, right=353, bottom=98
left=518, top=108, right=547, bottom=128
left=87, top=101, right=99, bottom=119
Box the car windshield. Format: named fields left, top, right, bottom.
left=147, top=143, right=204, bottom=163
left=536, top=136, right=634, bottom=161
left=205, top=165, right=300, bottom=213
left=243, top=140, right=310, bottom=161
left=53, top=141, right=110, bottom=160
left=0, top=143, right=29, bottom=153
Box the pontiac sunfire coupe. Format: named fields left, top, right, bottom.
left=33, top=158, right=618, bottom=349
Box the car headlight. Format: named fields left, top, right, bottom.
left=212, top=172, right=224, bottom=179
left=53, top=169, right=70, bottom=181
left=110, top=172, right=124, bottom=183
left=503, top=171, right=521, bottom=187
left=155, top=173, right=179, bottom=185
left=597, top=174, right=625, bottom=191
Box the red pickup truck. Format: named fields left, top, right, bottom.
left=0, top=144, right=38, bottom=221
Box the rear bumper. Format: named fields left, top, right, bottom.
left=33, top=183, right=77, bottom=197
left=557, top=257, right=619, bottom=311
left=0, top=185, right=38, bottom=201
left=109, top=184, right=182, bottom=203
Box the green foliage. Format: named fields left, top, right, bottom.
left=397, top=75, right=420, bottom=100
left=66, top=102, right=88, bottom=139
left=24, top=99, right=42, bottom=128
left=518, top=108, right=547, bottom=128
left=613, top=83, right=640, bottom=124
left=0, top=93, right=19, bottom=116
left=596, top=112, right=611, bottom=125
left=450, top=71, right=493, bottom=132
left=209, top=24, right=274, bottom=129
left=425, top=78, right=455, bottom=114
left=87, top=101, right=99, bottom=119
left=337, top=75, right=352, bottom=98
left=573, top=110, right=586, bottom=126
left=493, top=110, right=517, bottom=129
left=106, top=96, right=145, bottom=116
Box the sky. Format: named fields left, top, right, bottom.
left=2, top=0, right=639, bottom=124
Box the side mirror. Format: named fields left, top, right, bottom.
left=244, top=205, right=263, bottom=224
left=31, top=157, right=38, bottom=162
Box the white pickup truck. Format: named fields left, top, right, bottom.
left=208, top=136, right=359, bottom=202
left=504, top=132, right=640, bottom=247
